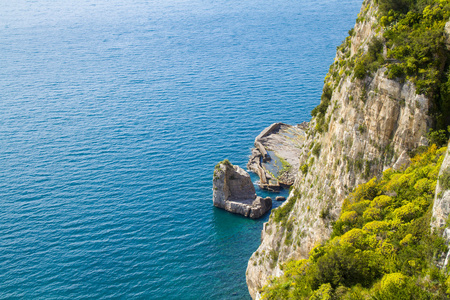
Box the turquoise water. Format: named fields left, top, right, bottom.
left=1, top=0, right=361, bottom=298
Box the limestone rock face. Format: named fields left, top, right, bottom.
left=445, top=20, right=450, bottom=49
left=431, top=141, right=450, bottom=232
left=213, top=160, right=272, bottom=219
left=246, top=0, right=433, bottom=297
left=430, top=141, right=450, bottom=268
left=392, top=151, right=411, bottom=170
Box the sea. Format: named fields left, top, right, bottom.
left=0, top=0, right=362, bottom=298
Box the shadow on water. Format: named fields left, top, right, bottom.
left=209, top=175, right=291, bottom=299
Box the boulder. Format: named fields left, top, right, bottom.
left=213, top=160, right=272, bottom=219
left=249, top=197, right=272, bottom=219
left=275, top=196, right=286, bottom=201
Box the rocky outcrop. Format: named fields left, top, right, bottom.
left=432, top=143, right=450, bottom=230
left=246, top=0, right=433, bottom=297
left=431, top=141, right=450, bottom=267
left=213, top=160, right=272, bottom=219
left=247, top=123, right=307, bottom=190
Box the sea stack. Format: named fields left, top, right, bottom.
left=213, top=159, right=271, bottom=219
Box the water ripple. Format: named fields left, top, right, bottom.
left=0, top=0, right=362, bottom=299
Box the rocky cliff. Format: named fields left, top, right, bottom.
left=245, top=0, right=443, bottom=296
left=431, top=141, right=450, bottom=267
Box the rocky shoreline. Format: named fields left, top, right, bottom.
left=247, top=122, right=307, bottom=191
left=212, top=123, right=307, bottom=219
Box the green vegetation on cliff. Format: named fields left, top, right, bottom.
left=313, top=0, right=450, bottom=133
left=261, top=145, right=449, bottom=299
left=382, top=0, right=450, bottom=131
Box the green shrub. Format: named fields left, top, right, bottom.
left=386, top=63, right=405, bottom=79
left=371, top=273, right=433, bottom=299
left=354, top=37, right=385, bottom=80
left=319, top=206, right=332, bottom=220
left=348, top=28, right=355, bottom=36
left=311, top=85, right=333, bottom=117
left=301, top=164, right=309, bottom=175
left=215, top=159, right=232, bottom=169
left=382, top=0, right=450, bottom=131
left=310, top=283, right=332, bottom=300
left=354, top=60, right=368, bottom=79
left=440, top=167, right=450, bottom=190
left=428, top=128, right=449, bottom=148
left=358, top=124, right=366, bottom=134
left=268, top=249, right=280, bottom=269
left=272, top=193, right=298, bottom=224
left=380, top=0, right=413, bottom=14
left=312, top=143, right=322, bottom=157
left=311, top=85, right=334, bottom=133
left=261, top=145, right=449, bottom=299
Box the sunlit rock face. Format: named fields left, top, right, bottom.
left=213, top=161, right=272, bottom=219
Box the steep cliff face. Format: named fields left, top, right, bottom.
left=431, top=141, right=450, bottom=267
left=431, top=141, right=450, bottom=230
left=246, top=0, right=435, bottom=297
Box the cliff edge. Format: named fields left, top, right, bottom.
left=246, top=0, right=450, bottom=296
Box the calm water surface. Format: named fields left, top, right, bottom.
left=1, top=0, right=361, bottom=298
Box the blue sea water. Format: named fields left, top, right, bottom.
left=1, top=0, right=362, bottom=298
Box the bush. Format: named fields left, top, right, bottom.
left=272, top=193, right=298, bottom=224
left=371, top=195, right=393, bottom=209
left=386, top=63, right=405, bottom=79
left=301, top=164, right=308, bottom=175
left=311, top=85, right=333, bottom=133
left=372, top=273, right=432, bottom=299
left=319, top=206, right=331, bottom=220
left=354, top=60, right=368, bottom=79
left=358, top=124, right=366, bottom=134
left=312, top=143, right=322, bottom=157
left=440, top=167, right=450, bottom=190
left=311, top=85, right=333, bottom=117
left=354, top=37, right=385, bottom=80
left=261, top=145, right=449, bottom=299
left=378, top=0, right=422, bottom=16
left=428, top=128, right=449, bottom=147
left=310, top=283, right=332, bottom=300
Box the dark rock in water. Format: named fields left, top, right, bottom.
left=213, top=160, right=272, bottom=219
left=275, top=196, right=286, bottom=201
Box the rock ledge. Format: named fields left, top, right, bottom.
left=247, top=122, right=307, bottom=190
